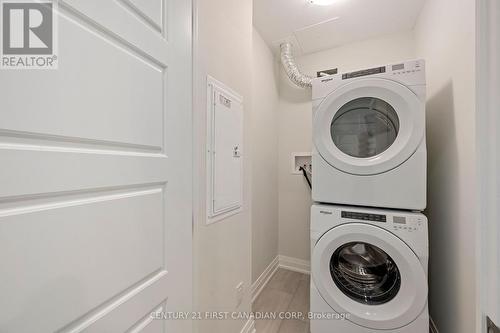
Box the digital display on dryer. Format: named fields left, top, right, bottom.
left=392, top=63, right=405, bottom=71
left=341, top=211, right=387, bottom=222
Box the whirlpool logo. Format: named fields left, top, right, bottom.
left=1, top=0, right=58, bottom=69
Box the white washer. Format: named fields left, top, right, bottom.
left=310, top=204, right=429, bottom=333
left=312, top=60, right=426, bottom=210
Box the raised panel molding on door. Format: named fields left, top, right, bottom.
left=121, top=0, right=164, bottom=33
left=60, top=0, right=169, bottom=64
left=0, top=0, right=192, bottom=332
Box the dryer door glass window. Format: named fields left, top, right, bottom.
left=331, top=97, right=399, bottom=158
left=330, top=242, right=401, bottom=305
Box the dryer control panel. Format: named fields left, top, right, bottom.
left=341, top=66, right=386, bottom=80
left=312, top=59, right=426, bottom=101
left=339, top=60, right=424, bottom=81
left=341, top=211, right=386, bottom=222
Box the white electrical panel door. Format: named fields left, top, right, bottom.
left=207, top=77, right=243, bottom=221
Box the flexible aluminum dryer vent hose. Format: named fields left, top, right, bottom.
left=280, top=42, right=314, bottom=89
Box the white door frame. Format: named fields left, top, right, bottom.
left=476, top=0, right=499, bottom=332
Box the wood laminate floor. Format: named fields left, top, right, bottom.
left=253, top=269, right=310, bottom=333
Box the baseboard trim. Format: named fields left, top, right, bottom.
left=488, top=317, right=500, bottom=333
left=251, top=255, right=311, bottom=304
left=239, top=318, right=256, bottom=333
left=278, top=255, right=310, bottom=275
left=251, top=256, right=279, bottom=303
left=430, top=317, right=439, bottom=333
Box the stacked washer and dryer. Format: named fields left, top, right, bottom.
left=310, top=60, right=429, bottom=333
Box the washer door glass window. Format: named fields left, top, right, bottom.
left=331, top=97, right=399, bottom=158
left=330, top=242, right=401, bottom=305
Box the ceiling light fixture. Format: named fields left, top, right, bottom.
left=307, top=0, right=338, bottom=6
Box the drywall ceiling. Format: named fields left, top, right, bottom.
left=253, top=0, right=427, bottom=54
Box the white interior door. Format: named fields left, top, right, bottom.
left=0, top=0, right=192, bottom=332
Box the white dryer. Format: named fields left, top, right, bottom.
left=312, top=60, right=426, bottom=210
left=310, top=204, right=429, bottom=333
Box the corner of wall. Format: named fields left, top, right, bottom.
left=413, top=0, right=478, bottom=332
left=250, top=26, right=281, bottom=286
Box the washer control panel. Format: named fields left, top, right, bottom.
left=391, top=215, right=425, bottom=232
left=340, top=210, right=424, bottom=232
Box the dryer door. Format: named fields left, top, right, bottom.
left=313, top=78, right=424, bottom=175
left=312, top=223, right=427, bottom=330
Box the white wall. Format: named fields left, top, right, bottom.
left=414, top=0, right=477, bottom=332
left=476, top=0, right=500, bottom=332
left=278, top=31, right=417, bottom=262
left=478, top=2, right=500, bottom=330
left=251, top=28, right=280, bottom=283
left=193, top=0, right=253, bottom=332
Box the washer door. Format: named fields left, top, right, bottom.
left=313, top=78, right=424, bottom=175
left=312, top=223, right=427, bottom=330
